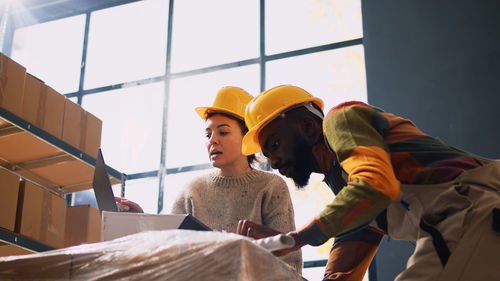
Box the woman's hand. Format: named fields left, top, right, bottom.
left=114, top=197, right=144, bottom=213
left=237, top=220, right=281, bottom=239
left=237, top=220, right=305, bottom=256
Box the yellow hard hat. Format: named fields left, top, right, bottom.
left=195, top=86, right=253, bottom=120
left=242, top=85, right=324, bottom=155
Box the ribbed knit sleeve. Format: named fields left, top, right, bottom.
left=170, top=178, right=199, bottom=215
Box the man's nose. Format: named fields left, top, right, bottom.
left=270, top=156, right=281, bottom=169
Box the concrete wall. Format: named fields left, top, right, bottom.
left=362, top=0, right=500, bottom=159
left=361, top=0, right=500, bottom=280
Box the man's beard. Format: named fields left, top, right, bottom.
left=290, top=136, right=314, bottom=188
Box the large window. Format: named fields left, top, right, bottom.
left=10, top=14, right=85, bottom=93
left=84, top=0, right=168, bottom=88
left=7, top=0, right=366, bottom=280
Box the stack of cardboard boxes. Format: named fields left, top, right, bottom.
left=0, top=52, right=102, bottom=159
left=0, top=52, right=104, bottom=256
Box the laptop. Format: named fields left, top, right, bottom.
left=92, top=148, right=119, bottom=212
left=92, top=149, right=211, bottom=240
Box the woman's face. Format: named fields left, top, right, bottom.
left=205, top=114, right=247, bottom=169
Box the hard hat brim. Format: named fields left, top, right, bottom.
left=241, top=129, right=261, bottom=156
left=195, top=106, right=245, bottom=120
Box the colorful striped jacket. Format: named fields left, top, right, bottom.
left=297, top=101, right=481, bottom=279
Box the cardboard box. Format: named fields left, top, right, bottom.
left=18, top=79, right=66, bottom=138
left=0, top=168, right=20, bottom=231
left=65, top=204, right=101, bottom=247
left=82, top=111, right=102, bottom=158
left=0, top=230, right=303, bottom=281
left=20, top=73, right=43, bottom=126
left=62, top=98, right=84, bottom=149
left=101, top=211, right=210, bottom=241
left=0, top=52, right=26, bottom=117
left=0, top=244, right=33, bottom=258
left=24, top=74, right=102, bottom=158
left=40, top=85, right=66, bottom=139
left=15, top=181, right=67, bottom=249
left=23, top=74, right=76, bottom=144
left=61, top=100, right=102, bottom=158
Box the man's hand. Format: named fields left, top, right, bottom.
left=237, top=220, right=306, bottom=257
left=115, top=197, right=144, bottom=213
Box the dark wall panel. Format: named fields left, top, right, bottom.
left=361, top=0, right=500, bottom=279
left=362, top=0, right=500, bottom=159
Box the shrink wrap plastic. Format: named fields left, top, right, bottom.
left=0, top=230, right=303, bottom=281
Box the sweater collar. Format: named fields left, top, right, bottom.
left=209, top=169, right=260, bottom=187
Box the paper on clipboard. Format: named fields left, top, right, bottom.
left=252, top=234, right=295, bottom=252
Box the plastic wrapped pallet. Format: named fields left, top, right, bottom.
left=0, top=229, right=303, bottom=281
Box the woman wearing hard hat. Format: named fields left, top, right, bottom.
left=170, top=86, right=303, bottom=274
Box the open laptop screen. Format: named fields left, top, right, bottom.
left=92, top=149, right=212, bottom=234
left=92, top=149, right=118, bottom=212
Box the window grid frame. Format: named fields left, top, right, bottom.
left=6, top=0, right=367, bottom=273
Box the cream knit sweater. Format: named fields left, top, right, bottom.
left=171, top=169, right=303, bottom=274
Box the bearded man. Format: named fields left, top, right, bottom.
left=237, top=85, right=500, bottom=281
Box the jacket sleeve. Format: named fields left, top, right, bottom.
left=298, top=102, right=398, bottom=245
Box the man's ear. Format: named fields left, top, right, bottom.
left=299, top=115, right=322, bottom=143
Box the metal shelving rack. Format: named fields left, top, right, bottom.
left=0, top=229, right=53, bottom=253
left=0, top=106, right=126, bottom=253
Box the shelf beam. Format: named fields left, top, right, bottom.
left=10, top=154, right=74, bottom=171
left=0, top=228, right=54, bottom=253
